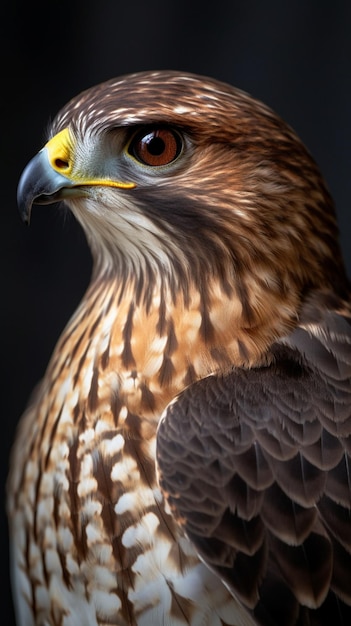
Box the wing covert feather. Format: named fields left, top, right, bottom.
left=157, top=310, right=351, bottom=625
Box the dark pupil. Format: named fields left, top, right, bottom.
left=146, top=135, right=165, bottom=156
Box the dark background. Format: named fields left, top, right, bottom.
left=2, top=2, right=350, bottom=623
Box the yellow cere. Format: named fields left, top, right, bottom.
left=45, top=128, right=136, bottom=189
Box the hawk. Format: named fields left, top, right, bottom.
left=8, top=70, right=351, bottom=626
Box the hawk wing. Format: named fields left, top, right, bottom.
left=156, top=305, right=351, bottom=626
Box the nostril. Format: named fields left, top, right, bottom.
left=55, top=158, right=69, bottom=170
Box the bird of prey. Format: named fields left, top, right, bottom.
left=8, top=70, right=351, bottom=626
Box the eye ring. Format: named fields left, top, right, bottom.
left=128, top=127, right=182, bottom=167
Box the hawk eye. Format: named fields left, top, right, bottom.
left=129, top=127, right=182, bottom=166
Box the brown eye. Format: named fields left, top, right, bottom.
left=129, top=127, right=182, bottom=166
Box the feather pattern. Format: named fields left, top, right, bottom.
left=157, top=305, right=351, bottom=625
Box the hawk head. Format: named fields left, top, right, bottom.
left=17, top=70, right=350, bottom=362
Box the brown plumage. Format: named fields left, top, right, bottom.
left=8, top=70, right=351, bottom=625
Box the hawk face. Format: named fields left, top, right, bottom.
left=18, top=71, right=347, bottom=307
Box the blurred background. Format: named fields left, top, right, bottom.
left=2, top=1, right=350, bottom=623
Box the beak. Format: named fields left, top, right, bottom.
left=17, top=128, right=136, bottom=225
left=17, top=148, right=78, bottom=225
